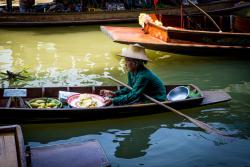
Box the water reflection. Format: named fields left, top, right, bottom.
left=224, top=82, right=250, bottom=95
left=21, top=111, right=250, bottom=167
left=0, top=41, right=126, bottom=87
left=22, top=110, right=244, bottom=145
left=0, top=25, right=126, bottom=87
left=114, top=127, right=156, bottom=159
left=28, top=68, right=104, bottom=87
left=0, top=49, right=13, bottom=71
left=37, top=42, right=57, bottom=52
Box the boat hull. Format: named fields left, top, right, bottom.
left=0, top=85, right=231, bottom=123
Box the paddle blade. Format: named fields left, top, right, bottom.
left=188, top=117, right=228, bottom=136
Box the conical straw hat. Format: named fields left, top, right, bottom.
left=118, top=44, right=149, bottom=61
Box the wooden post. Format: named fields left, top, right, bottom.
left=220, top=16, right=223, bottom=31
left=187, top=16, right=190, bottom=29
left=230, top=15, right=234, bottom=32
left=204, top=16, right=207, bottom=31
left=6, top=0, right=12, bottom=13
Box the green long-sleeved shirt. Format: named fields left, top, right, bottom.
left=112, top=66, right=166, bottom=105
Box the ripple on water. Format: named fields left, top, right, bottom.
left=37, top=42, right=57, bottom=52
left=223, top=82, right=250, bottom=95
left=26, top=68, right=103, bottom=87
left=0, top=49, right=13, bottom=71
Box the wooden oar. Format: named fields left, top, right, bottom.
left=108, top=76, right=227, bottom=136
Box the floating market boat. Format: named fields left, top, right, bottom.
left=1, top=0, right=250, bottom=26
left=101, top=14, right=250, bottom=55
left=0, top=85, right=231, bottom=123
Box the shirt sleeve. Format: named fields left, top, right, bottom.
left=112, top=75, right=149, bottom=105
left=114, top=73, right=132, bottom=96
left=114, top=87, right=129, bottom=96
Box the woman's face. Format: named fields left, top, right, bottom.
left=125, top=58, right=137, bottom=72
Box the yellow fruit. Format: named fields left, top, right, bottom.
left=46, top=102, right=57, bottom=107
left=35, top=100, right=45, bottom=104
left=30, top=102, right=40, bottom=108
left=39, top=103, right=45, bottom=108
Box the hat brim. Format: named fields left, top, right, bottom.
left=117, top=53, right=150, bottom=61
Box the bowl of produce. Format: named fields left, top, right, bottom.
left=67, top=93, right=105, bottom=108
left=28, top=98, right=63, bottom=109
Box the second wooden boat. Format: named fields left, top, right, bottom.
left=101, top=15, right=250, bottom=55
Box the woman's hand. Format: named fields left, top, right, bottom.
left=104, top=99, right=112, bottom=106
left=100, top=89, right=115, bottom=97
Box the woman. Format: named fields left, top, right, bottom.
left=100, top=44, right=166, bottom=106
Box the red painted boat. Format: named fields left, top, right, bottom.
left=101, top=15, right=250, bottom=55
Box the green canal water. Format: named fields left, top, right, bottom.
left=0, top=25, right=250, bottom=167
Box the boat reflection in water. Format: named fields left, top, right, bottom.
left=22, top=107, right=243, bottom=166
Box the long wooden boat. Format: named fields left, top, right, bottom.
left=1, top=0, right=250, bottom=26
left=0, top=84, right=231, bottom=123
left=0, top=125, right=110, bottom=167
left=101, top=14, right=250, bottom=55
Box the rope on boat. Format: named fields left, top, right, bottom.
left=187, top=0, right=222, bottom=32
